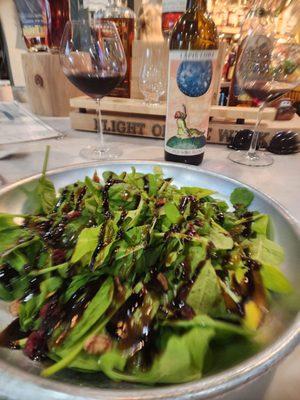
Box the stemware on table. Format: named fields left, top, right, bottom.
left=60, top=20, right=127, bottom=160
left=228, top=7, right=300, bottom=167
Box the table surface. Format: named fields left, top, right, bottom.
left=0, top=115, right=299, bottom=399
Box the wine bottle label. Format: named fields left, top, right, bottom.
left=165, top=50, right=218, bottom=156
left=162, top=0, right=186, bottom=14
left=15, top=0, right=47, bottom=42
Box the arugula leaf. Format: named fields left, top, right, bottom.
left=230, top=187, right=254, bottom=208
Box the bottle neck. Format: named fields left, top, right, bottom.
left=186, top=0, right=207, bottom=11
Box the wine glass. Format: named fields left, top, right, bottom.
left=229, top=9, right=300, bottom=167
left=60, top=20, right=127, bottom=160
left=139, top=46, right=166, bottom=105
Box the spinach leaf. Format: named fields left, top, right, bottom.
left=252, top=214, right=269, bottom=236
left=164, top=203, right=182, bottom=224
left=248, top=236, right=285, bottom=266
left=230, top=187, right=254, bottom=208
left=186, top=260, right=226, bottom=317
left=0, top=215, right=39, bottom=257
left=22, top=146, right=56, bottom=215
left=208, top=221, right=233, bottom=250
left=164, top=314, right=251, bottom=337
left=179, top=187, right=215, bottom=199
left=101, top=327, right=215, bottom=384
left=57, top=277, right=114, bottom=351
left=260, top=263, right=293, bottom=294
left=19, top=276, right=63, bottom=331
left=71, top=226, right=101, bottom=264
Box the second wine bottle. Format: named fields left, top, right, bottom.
left=164, top=0, right=218, bottom=165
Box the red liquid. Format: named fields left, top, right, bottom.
left=66, top=74, right=124, bottom=98
left=162, top=12, right=183, bottom=39
left=46, top=0, right=70, bottom=51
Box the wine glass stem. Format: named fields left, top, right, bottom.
left=97, top=98, right=104, bottom=146
left=247, top=102, right=265, bottom=157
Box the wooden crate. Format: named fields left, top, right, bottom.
left=22, top=53, right=84, bottom=117
left=68, top=96, right=300, bottom=146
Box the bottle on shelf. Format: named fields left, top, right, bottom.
left=161, top=0, right=186, bottom=40
left=95, top=0, right=135, bottom=98
left=137, top=0, right=163, bottom=41
left=164, top=0, right=219, bottom=166
left=0, top=22, right=9, bottom=80
left=46, top=0, right=70, bottom=52
left=225, top=44, right=237, bottom=82
left=14, top=0, right=48, bottom=52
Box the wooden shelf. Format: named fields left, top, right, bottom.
left=70, top=96, right=277, bottom=121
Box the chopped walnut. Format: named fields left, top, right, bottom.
left=9, top=300, right=20, bottom=317
left=157, top=272, right=168, bottom=292
left=93, top=171, right=100, bottom=183
left=84, top=334, right=112, bottom=355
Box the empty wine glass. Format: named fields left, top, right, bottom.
left=229, top=7, right=300, bottom=167
left=60, top=20, right=127, bottom=160
left=139, top=46, right=166, bottom=105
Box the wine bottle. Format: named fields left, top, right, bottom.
left=161, top=0, right=186, bottom=40
left=46, top=0, right=70, bottom=52
left=164, top=0, right=218, bottom=165
left=14, top=0, right=48, bottom=52
left=95, top=0, right=135, bottom=98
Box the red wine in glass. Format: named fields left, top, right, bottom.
left=60, top=20, right=127, bottom=160
left=229, top=20, right=300, bottom=167
left=66, top=74, right=124, bottom=98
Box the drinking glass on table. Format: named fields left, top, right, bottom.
left=139, top=46, right=166, bottom=105
left=60, top=20, right=127, bottom=160
left=228, top=9, right=300, bottom=167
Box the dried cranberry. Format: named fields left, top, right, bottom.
left=24, top=331, right=47, bottom=360
left=67, top=210, right=81, bottom=220
left=52, top=248, right=66, bottom=265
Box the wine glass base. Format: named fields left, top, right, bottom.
left=80, top=145, right=122, bottom=161
left=228, top=150, right=273, bottom=167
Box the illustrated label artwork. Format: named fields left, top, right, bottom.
left=165, top=50, right=218, bottom=156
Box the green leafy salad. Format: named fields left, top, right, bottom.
left=0, top=156, right=292, bottom=384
